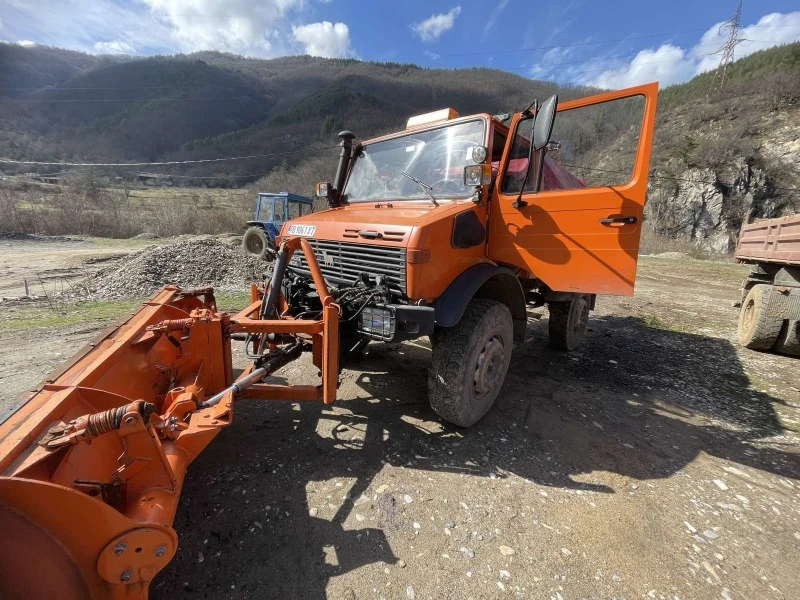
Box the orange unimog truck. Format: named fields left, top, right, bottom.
left=0, top=83, right=657, bottom=600
left=278, top=82, right=658, bottom=426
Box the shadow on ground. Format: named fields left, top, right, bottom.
left=154, top=315, right=799, bottom=599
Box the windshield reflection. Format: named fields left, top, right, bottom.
left=344, top=119, right=486, bottom=203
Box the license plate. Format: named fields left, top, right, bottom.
left=286, top=224, right=316, bottom=236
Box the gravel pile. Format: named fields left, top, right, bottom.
left=85, top=237, right=266, bottom=299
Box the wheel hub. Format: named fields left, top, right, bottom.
left=473, top=334, right=505, bottom=397
left=570, top=297, right=588, bottom=335
left=742, top=299, right=755, bottom=332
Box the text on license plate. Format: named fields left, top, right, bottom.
left=286, top=224, right=316, bottom=236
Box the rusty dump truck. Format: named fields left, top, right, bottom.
left=735, top=214, right=800, bottom=356
left=0, top=82, right=657, bottom=599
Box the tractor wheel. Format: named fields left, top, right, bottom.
left=428, top=298, right=513, bottom=427
left=774, top=319, right=800, bottom=356
left=242, top=226, right=272, bottom=260
left=737, top=284, right=782, bottom=350
left=548, top=294, right=590, bottom=351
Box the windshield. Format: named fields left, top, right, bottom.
left=344, top=119, right=486, bottom=203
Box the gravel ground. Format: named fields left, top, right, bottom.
left=84, top=236, right=264, bottom=298
left=0, top=241, right=798, bottom=600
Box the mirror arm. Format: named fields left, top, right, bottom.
left=513, top=101, right=537, bottom=210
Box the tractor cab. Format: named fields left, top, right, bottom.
left=243, top=192, right=314, bottom=258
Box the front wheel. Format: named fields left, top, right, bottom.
left=428, top=298, right=513, bottom=427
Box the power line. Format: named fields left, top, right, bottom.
left=0, top=38, right=774, bottom=103
left=393, top=28, right=712, bottom=61
left=0, top=145, right=336, bottom=166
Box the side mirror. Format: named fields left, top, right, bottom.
left=533, top=94, right=558, bottom=151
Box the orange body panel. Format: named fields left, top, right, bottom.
left=488, top=83, right=659, bottom=295
left=0, top=241, right=340, bottom=599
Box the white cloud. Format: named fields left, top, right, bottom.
left=584, top=10, right=800, bottom=89
left=142, top=0, right=301, bottom=54
left=411, top=6, right=461, bottom=42
left=17, top=40, right=37, bottom=47
left=0, top=0, right=360, bottom=58
left=292, top=21, right=354, bottom=58
left=482, top=0, right=508, bottom=39
left=692, top=11, right=800, bottom=75
left=587, top=44, right=695, bottom=88
left=94, top=40, right=136, bottom=54
left=1, top=0, right=177, bottom=55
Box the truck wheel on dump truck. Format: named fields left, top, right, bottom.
left=775, top=320, right=800, bottom=356
left=548, top=294, right=590, bottom=351
left=738, top=284, right=783, bottom=350
left=243, top=226, right=271, bottom=259
left=428, top=298, right=513, bottom=427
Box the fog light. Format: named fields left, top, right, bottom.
left=359, top=306, right=395, bottom=341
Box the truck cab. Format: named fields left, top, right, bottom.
left=243, top=192, right=314, bottom=259
left=277, top=83, right=658, bottom=426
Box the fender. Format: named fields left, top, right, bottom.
left=433, top=263, right=527, bottom=341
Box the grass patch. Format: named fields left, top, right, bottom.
left=0, top=291, right=254, bottom=332
left=0, top=298, right=141, bottom=331
left=214, top=291, right=253, bottom=312
left=640, top=312, right=688, bottom=333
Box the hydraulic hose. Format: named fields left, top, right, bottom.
left=261, top=244, right=289, bottom=319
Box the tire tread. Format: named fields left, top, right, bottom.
left=738, top=284, right=783, bottom=350
left=428, top=298, right=512, bottom=427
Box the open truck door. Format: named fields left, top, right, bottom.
left=488, top=82, right=658, bottom=296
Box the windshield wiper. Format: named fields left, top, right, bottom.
left=401, top=171, right=439, bottom=206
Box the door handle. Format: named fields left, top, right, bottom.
left=599, top=216, right=637, bottom=225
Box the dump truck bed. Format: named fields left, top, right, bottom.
left=735, top=215, right=800, bottom=266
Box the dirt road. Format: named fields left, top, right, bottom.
left=0, top=242, right=798, bottom=600
left=0, top=233, right=159, bottom=299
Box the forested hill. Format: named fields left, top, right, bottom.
left=0, top=45, right=590, bottom=178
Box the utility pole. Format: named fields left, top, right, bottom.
left=708, top=0, right=746, bottom=95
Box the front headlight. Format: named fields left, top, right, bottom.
left=358, top=306, right=396, bottom=341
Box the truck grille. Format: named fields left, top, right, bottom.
left=289, top=239, right=407, bottom=294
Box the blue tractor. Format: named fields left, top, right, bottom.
left=242, top=192, right=314, bottom=259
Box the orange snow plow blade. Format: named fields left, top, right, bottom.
left=0, top=238, right=339, bottom=599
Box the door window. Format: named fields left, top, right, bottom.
left=257, top=198, right=274, bottom=221
left=274, top=199, right=287, bottom=222
left=500, top=95, right=645, bottom=195
left=288, top=202, right=301, bottom=219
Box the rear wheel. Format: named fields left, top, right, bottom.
left=243, top=226, right=272, bottom=259
left=738, top=284, right=782, bottom=350
left=428, top=298, right=513, bottom=427
left=774, top=319, right=800, bottom=356
left=548, top=294, right=590, bottom=351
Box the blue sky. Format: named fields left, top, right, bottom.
left=1, top=0, right=799, bottom=87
